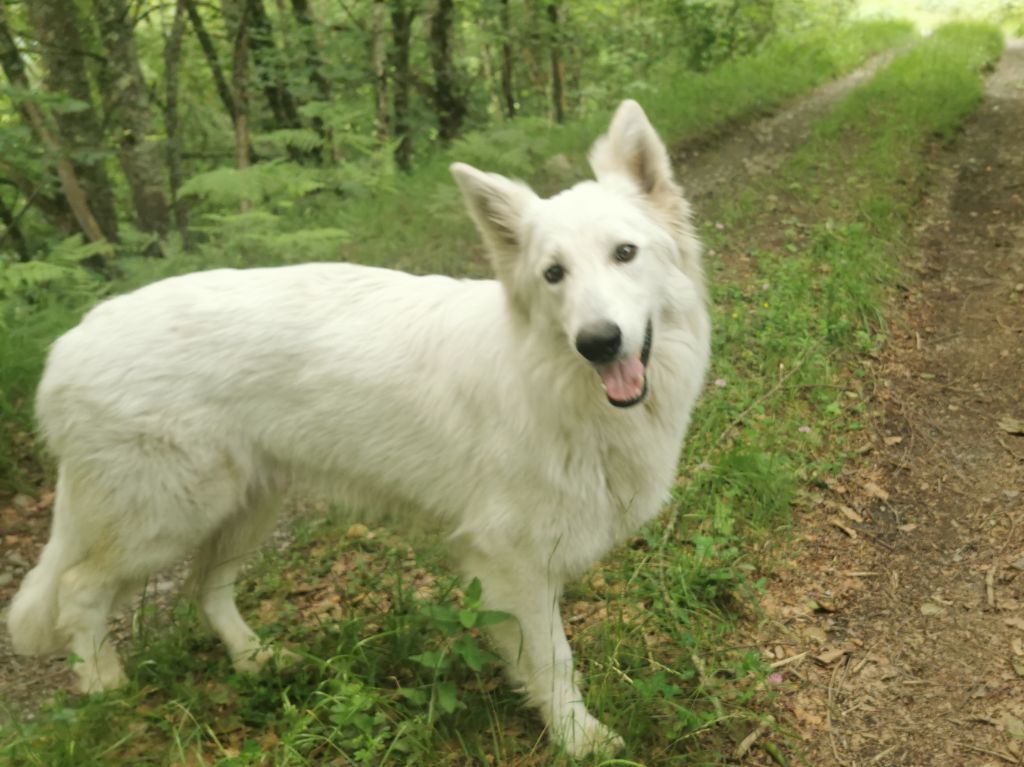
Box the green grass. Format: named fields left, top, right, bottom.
left=0, top=19, right=1004, bottom=767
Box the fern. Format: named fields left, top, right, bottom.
left=180, top=162, right=326, bottom=207
left=254, top=129, right=324, bottom=158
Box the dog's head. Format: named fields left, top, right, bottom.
left=451, top=100, right=700, bottom=408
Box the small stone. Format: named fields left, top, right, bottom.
left=7, top=551, right=29, bottom=569
left=11, top=494, right=34, bottom=511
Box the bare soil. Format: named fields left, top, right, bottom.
left=761, top=40, right=1024, bottom=766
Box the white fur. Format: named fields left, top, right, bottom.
left=7, top=100, right=710, bottom=756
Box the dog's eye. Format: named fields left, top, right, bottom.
left=543, top=264, right=565, bottom=284
left=614, top=243, right=638, bottom=263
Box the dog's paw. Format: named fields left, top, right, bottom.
left=553, top=711, right=625, bottom=758
left=75, top=662, right=128, bottom=694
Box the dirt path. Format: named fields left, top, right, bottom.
left=763, top=40, right=1024, bottom=766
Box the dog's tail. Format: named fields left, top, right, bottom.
left=7, top=470, right=78, bottom=656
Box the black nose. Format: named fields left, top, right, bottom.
left=575, top=321, right=622, bottom=363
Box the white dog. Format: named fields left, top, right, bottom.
left=8, top=100, right=710, bottom=756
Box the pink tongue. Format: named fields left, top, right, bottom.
left=598, top=356, right=645, bottom=402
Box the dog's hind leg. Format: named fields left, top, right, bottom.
left=458, top=549, right=624, bottom=758
left=188, top=488, right=282, bottom=673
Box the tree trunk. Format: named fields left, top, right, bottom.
left=24, top=0, right=119, bottom=241
left=0, top=17, right=75, bottom=236
left=390, top=0, right=416, bottom=171
left=289, top=0, right=331, bottom=102
left=93, top=0, right=171, bottom=239
left=164, top=0, right=190, bottom=247
left=370, top=0, right=390, bottom=143
left=428, top=0, right=466, bottom=143
left=547, top=2, right=566, bottom=123
left=183, top=0, right=238, bottom=124
left=229, top=0, right=253, bottom=211
left=247, top=0, right=300, bottom=129
left=499, top=0, right=516, bottom=118
left=0, top=12, right=109, bottom=249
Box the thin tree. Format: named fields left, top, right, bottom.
left=92, top=0, right=171, bottom=239
left=164, top=0, right=189, bottom=247
left=390, top=0, right=417, bottom=171
left=428, top=0, right=467, bottom=143
left=370, top=0, right=390, bottom=143
left=228, top=0, right=253, bottom=211
left=0, top=16, right=75, bottom=236
left=499, top=0, right=516, bottom=119
left=183, top=0, right=238, bottom=124
left=25, top=0, right=119, bottom=240
left=246, top=0, right=300, bottom=128
left=290, top=0, right=331, bottom=102
left=547, top=1, right=565, bottom=123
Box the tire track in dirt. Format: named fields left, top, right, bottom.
left=763, top=40, right=1024, bottom=766
left=678, top=49, right=900, bottom=205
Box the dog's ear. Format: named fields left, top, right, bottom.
left=590, top=101, right=704, bottom=288
left=450, top=163, right=537, bottom=277
left=589, top=100, right=675, bottom=199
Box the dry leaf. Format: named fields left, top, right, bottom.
left=999, top=416, right=1024, bottom=435
left=814, top=645, right=851, bottom=665
left=802, top=625, right=828, bottom=644
left=1012, top=638, right=1024, bottom=656
left=1001, top=712, right=1024, bottom=738
left=863, top=481, right=890, bottom=501
left=830, top=518, right=858, bottom=538
left=920, top=602, right=946, bottom=616
left=1005, top=616, right=1024, bottom=630
left=839, top=505, right=864, bottom=523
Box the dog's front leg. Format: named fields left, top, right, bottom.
left=459, top=551, right=624, bottom=757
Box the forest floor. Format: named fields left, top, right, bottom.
left=1, top=40, right=1022, bottom=767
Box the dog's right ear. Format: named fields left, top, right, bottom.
left=450, top=162, right=537, bottom=280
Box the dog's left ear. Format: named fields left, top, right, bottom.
left=589, top=100, right=676, bottom=201
left=450, top=163, right=538, bottom=283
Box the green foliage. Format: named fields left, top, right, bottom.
left=409, top=578, right=509, bottom=715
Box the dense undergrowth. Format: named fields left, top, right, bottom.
left=0, top=19, right=1006, bottom=767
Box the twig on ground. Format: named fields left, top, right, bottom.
left=957, top=742, right=1018, bottom=764
left=734, top=722, right=769, bottom=760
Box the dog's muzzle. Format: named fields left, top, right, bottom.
left=590, top=319, right=652, bottom=408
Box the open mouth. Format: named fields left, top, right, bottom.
left=596, top=319, right=653, bottom=408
